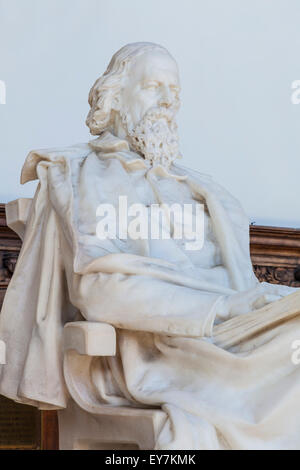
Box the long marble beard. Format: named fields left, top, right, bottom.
left=121, top=107, right=181, bottom=168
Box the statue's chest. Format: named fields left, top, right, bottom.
left=127, top=172, right=222, bottom=268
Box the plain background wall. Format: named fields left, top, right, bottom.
left=0, top=0, right=300, bottom=227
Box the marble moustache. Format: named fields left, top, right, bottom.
left=0, top=42, right=300, bottom=450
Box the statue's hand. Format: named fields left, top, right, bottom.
left=222, top=282, right=296, bottom=320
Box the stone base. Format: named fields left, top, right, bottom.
left=58, top=399, right=167, bottom=450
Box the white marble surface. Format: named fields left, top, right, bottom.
left=64, top=321, right=116, bottom=356
left=0, top=341, right=5, bottom=365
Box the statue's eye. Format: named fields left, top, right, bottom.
left=143, top=82, right=158, bottom=90
left=170, top=86, right=180, bottom=94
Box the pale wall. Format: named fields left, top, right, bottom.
left=0, top=0, right=300, bottom=227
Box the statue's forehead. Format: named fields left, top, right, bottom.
left=129, top=50, right=180, bottom=84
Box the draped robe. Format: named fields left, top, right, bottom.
left=0, top=131, right=299, bottom=449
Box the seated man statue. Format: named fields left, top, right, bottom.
left=0, top=42, right=299, bottom=450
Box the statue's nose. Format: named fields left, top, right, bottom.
left=159, top=86, right=173, bottom=108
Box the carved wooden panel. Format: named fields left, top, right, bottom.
left=0, top=395, right=41, bottom=449
left=250, top=225, right=300, bottom=287
left=0, top=205, right=21, bottom=309
left=0, top=203, right=299, bottom=449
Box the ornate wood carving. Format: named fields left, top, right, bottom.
left=250, top=225, right=300, bottom=287
left=0, top=202, right=300, bottom=449
left=0, top=205, right=22, bottom=308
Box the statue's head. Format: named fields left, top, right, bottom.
left=86, top=42, right=181, bottom=167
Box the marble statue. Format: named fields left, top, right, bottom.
left=0, top=42, right=300, bottom=450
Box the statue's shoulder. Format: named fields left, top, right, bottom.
left=174, top=163, right=212, bottom=182
left=177, top=163, right=241, bottom=203
left=21, top=142, right=91, bottom=184
left=175, top=162, right=250, bottom=226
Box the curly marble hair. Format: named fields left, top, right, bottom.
left=86, top=42, right=173, bottom=135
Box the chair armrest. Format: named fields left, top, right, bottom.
left=6, top=198, right=32, bottom=240
left=64, top=322, right=116, bottom=356
left=0, top=340, right=6, bottom=364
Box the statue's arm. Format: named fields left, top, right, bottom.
left=66, top=270, right=225, bottom=338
